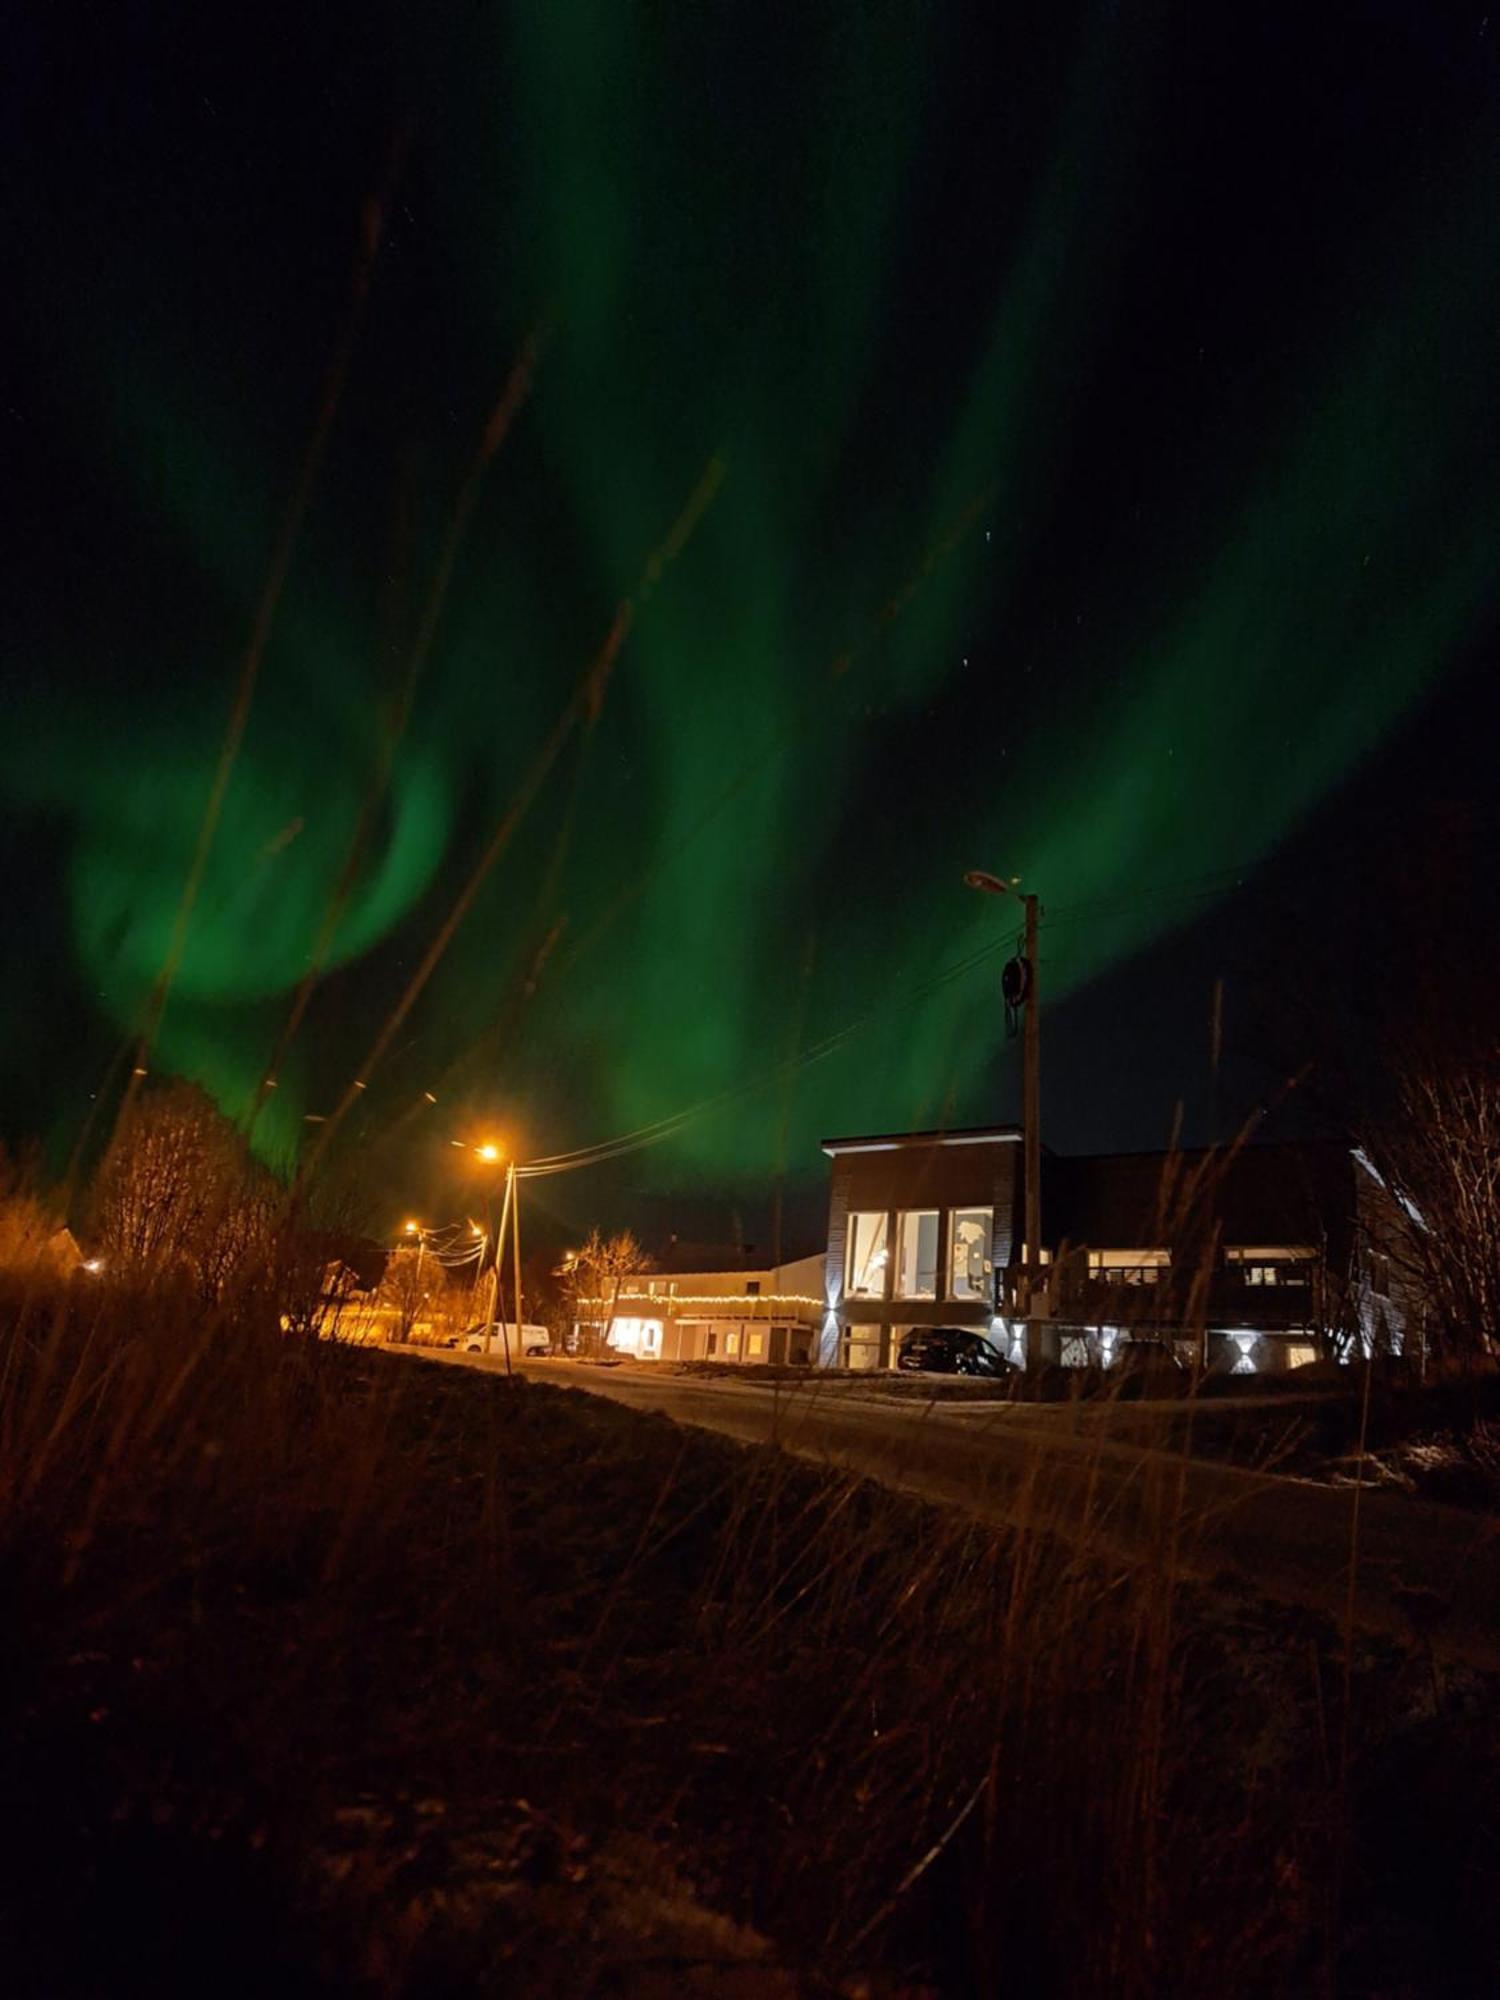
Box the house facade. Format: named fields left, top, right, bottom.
left=819, top=1128, right=1416, bottom=1372
left=821, top=1127, right=1022, bottom=1369
left=574, top=1250, right=825, bottom=1365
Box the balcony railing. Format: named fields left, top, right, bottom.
left=1009, top=1262, right=1322, bottom=1328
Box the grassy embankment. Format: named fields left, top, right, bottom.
left=3, top=1276, right=1497, bottom=1996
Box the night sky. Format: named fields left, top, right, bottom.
left=4, top=2, right=1499, bottom=1249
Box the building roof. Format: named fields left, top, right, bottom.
left=821, top=1124, right=1023, bottom=1156
left=649, top=1239, right=821, bottom=1276
left=1045, top=1142, right=1354, bottom=1249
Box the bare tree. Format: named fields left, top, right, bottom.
left=89, top=1080, right=274, bottom=1302
left=1246, top=811, right=1500, bottom=1372
left=277, top=1235, right=359, bottom=1341
left=1354, top=1040, right=1499, bottom=1369
left=377, top=1246, right=431, bottom=1344
left=565, top=1228, right=650, bottom=1356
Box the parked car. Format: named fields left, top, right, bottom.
left=460, top=1323, right=551, bottom=1358
left=896, top=1326, right=1013, bottom=1378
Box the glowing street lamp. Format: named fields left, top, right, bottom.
left=454, top=1138, right=519, bottom=1371
left=400, top=1219, right=429, bottom=1294
left=439, top=1133, right=523, bottom=1370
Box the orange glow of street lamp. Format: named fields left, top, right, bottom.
left=476, top=1141, right=502, bottom=1163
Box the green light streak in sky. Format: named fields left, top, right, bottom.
left=5, top=4, right=1497, bottom=1184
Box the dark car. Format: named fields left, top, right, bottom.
left=896, top=1326, right=1013, bottom=1377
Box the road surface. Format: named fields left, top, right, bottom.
left=395, top=1348, right=1500, bottom=1666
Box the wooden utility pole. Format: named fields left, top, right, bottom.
left=484, top=1167, right=515, bottom=1375
left=1020, top=890, right=1042, bottom=1316
left=963, top=868, right=1044, bottom=1342
left=510, top=1161, right=524, bottom=1362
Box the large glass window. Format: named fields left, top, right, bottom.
left=895, top=1211, right=940, bottom=1298
left=948, top=1208, right=993, bottom=1300
left=846, top=1212, right=890, bottom=1297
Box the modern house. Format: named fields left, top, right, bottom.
left=820, top=1126, right=1416, bottom=1372
left=575, top=1246, right=825, bottom=1365
left=822, top=1127, right=1022, bottom=1370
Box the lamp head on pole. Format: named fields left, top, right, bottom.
left=963, top=868, right=1021, bottom=899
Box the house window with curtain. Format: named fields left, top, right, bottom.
left=846, top=1213, right=890, bottom=1297
left=895, top=1211, right=940, bottom=1298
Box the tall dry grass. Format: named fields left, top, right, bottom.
left=2, top=1247, right=1492, bottom=1996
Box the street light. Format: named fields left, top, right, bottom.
left=399, top=1222, right=429, bottom=1338
left=964, top=868, right=1043, bottom=1348
left=459, top=1139, right=516, bottom=1372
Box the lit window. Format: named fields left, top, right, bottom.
left=747, top=1332, right=764, bottom=1357
left=1226, top=1247, right=1312, bottom=1287
left=846, top=1213, right=890, bottom=1297
left=725, top=1329, right=741, bottom=1356
left=610, top=1317, right=663, bottom=1357
left=895, top=1212, right=940, bottom=1298
left=1087, top=1249, right=1168, bottom=1284
left=948, top=1208, right=993, bottom=1300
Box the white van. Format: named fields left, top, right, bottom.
left=461, top=1321, right=551, bottom=1358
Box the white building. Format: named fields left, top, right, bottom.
left=575, top=1250, right=824, bottom=1364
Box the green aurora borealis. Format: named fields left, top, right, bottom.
left=5, top=3, right=1499, bottom=1200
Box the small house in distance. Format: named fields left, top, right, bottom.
left=573, top=1241, right=825, bottom=1364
